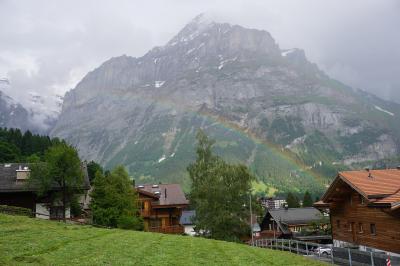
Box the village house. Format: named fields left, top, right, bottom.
left=314, top=168, right=400, bottom=255
left=136, top=183, right=188, bottom=234
left=259, top=196, right=287, bottom=210
left=260, top=207, right=329, bottom=242
left=0, top=163, right=90, bottom=219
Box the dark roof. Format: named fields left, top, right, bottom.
left=136, top=184, right=189, bottom=206
left=269, top=207, right=322, bottom=225
left=180, top=210, right=195, bottom=225
left=262, top=207, right=323, bottom=235
left=0, top=163, right=90, bottom=193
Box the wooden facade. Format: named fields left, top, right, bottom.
left=0, top=163, right=90, bottom=220
left=136, top=184, right=188, bottom=234
left=316, top=169, right=400, bottom=254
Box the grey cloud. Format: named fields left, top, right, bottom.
left=1, top=0, right=399, bottom=112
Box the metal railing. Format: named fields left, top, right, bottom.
left=250, top=238, right=400, bottom=266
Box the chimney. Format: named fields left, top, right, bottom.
left=164, top=188, right=167, bottom=198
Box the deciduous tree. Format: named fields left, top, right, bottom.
left=188, top=130, right=254, bottom=241
left=29, top=143, right=83, bottom=222
left=90, top=165, right=143, bottom=230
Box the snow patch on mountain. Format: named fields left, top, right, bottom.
left=374, top=105, right=394, bottom=116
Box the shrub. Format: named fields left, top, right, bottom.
left=0, top=205, right=32, bottom=217
left=117, top=215, right=144, bottom=230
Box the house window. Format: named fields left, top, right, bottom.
left=50, top=206, right=64, bottom=219
left=358, top=223, right=363, bottom=233
left=150, top=219, right=161, bottom=228
left=348, top=222, right=352, bottom=232
left=336, top=220, right=341, bottom=229
left=370, top=224, right=376, bottom=235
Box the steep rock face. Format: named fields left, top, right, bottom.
left=51, top=15, right=400, bottom=193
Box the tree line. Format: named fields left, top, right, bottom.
left=0, top=127, right=61, bottom=163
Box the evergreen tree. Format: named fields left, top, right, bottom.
left=188, top=130, right=255, bottom=242
left=86, top=161, right=103, bottom=183
left=302, top=191, right=313, bottom=207
left=286, top=192, right=300, bottom=208
left=90, top=165, right=143, bottom=230
left=29, top=143, right=83, bottom=222
left=0, top=141, right=20, bottom=162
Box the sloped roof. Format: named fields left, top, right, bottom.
left=339, top=169, right=400, bottom=197
left=0, top=163, right=90, bottom=193
left=180, top=210, right=195, bottom=225
left=320, top=168, right=400, bottom=209
left=269, top=207, right=323, bottom=225
left=136, top=184, right=189, bottom=206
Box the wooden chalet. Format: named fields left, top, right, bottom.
left=0, top=163, right=90, bottom=220
left=314, top=168, right=400, bottom=255
left=136, top=183, right=188, bottom=234
left=260, top=207, right=329, bottom=242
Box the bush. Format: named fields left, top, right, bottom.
left=0, top=205, right=32, bottom=217
left=117, top=215, right=144, bottom=230
left=70, top=197, right=83, bottom=217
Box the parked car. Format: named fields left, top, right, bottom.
left=313, top=247, right=332, bottom=256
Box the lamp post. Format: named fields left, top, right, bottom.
left=249, top=192, right=254, bottom=246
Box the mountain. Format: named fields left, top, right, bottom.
left=0, top=78, right=59, bottom=133
left=51, top=15, right=400, bottom=195
left=0, top=79, right=31, bottom=131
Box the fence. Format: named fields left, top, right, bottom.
left=251, top=238, right=400, bottom=266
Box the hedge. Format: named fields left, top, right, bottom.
left=0, top=205, right=32, bottom=217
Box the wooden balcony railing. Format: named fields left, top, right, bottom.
left=140, top=210, right=151, bottom=217
left=148, top=225, right=184, bottom=234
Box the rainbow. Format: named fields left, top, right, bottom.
left=84, top=89, right=328, bottom=189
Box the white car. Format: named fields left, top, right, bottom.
left=313, top=247, right=332, bottom=256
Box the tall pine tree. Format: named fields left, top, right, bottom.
left=286, top=192, right=300, bottom=208
left=302, top=191, right=313, bottom=207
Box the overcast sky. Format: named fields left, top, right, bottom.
left=1, top=0, right=400, bottom=111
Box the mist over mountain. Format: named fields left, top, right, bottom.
left=0, top=78, right=58, bottom=133
left=50, top=15, right=400, bottom=194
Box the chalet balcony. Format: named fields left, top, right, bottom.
left=148, top=225, right=184, bottom=234
left=140, top=210, right=151, bottom=217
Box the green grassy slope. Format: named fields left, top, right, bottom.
left=0, top=214, right=324, bottom=266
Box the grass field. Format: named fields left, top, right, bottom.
left=0, top=214, right=324, bottom=265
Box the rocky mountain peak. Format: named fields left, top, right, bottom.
left=52, top=15, right=400, bottom=194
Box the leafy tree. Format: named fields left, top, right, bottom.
left=302, top=191, right=313, bottom=207
left=90, top=165, right=143, bottom=230
left=286, top=192, right=300, bottom=208
left=188, top=130, right=255, bottom=242
left=29, top=143, right=83, bottom=222
left=86, top=160, right=103, bottom=183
